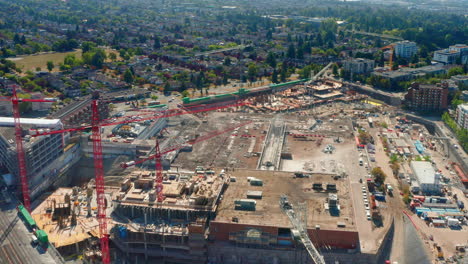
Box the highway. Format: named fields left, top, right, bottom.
left=0, top=192, right=61, bottom=264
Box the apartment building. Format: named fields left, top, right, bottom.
left=433, top=44, right=468, bottom=64
left=456, top=104, right=468, bottom=129
left=404, top=82, right=448, bottom=111
left=0, top=118, right=78, bottom=198
left=343, top=58, right=375, bottom=74
left=395, top=41, right=417, bottom=58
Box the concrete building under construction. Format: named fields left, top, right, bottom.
left=111, top=168, right=228, bottom=263
left=30, top=165, right=369, bottom=263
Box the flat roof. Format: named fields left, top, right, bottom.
left=411, top=161, right=436, bottom=184
left=215, top=169, right=356, bottom=231
left=0, top=117, right=62, bottom=128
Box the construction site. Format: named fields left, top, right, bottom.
left=2, top=78, right=468, bottom=264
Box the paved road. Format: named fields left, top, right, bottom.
left=0, top=193, right=59, bottom=264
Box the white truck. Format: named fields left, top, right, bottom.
left=447, top=218, right=460, bottom=227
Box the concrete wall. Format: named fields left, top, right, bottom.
left=207, top=242, right=376, bottom=264
left=209, top=221, right=359, bottom=249
left=346, top=82, right=403, bottom=106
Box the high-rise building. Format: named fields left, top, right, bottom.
left=456, top=104, right=468, bottom=129
left=404, top=82, right=448, bottom=111
left=395, top=41, right=417, bottom=58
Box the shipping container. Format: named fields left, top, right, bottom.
left=18, top=205, right=36, bottom=229
left=35, top=230, right=48, bottom=245
left=246, top=191, right=263, bottom=199
left=250, top=179, right=263, bottom=186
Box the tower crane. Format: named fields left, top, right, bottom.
left=90, top=91, right=110, bottom=263
left=31, top=100, right=246, bottom=137
left=1, top=89, right=57, bottom=212
left=24, top=95, right=246, bottom=264
left=9, top=92, right=246, bottom=263
left=381, top=44, right=395, bottom=70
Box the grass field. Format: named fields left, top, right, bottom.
left=7, top=48, right=121, bottom=73
left=7, top=50, right=83, bottom=72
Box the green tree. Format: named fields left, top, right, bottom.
left=91, top=49, right=106, bottom=68
left=448, top=67, right=464, bottom=77
left=181, top=90, right=189, bottom=98
left=81, top=41, right=96, bottom=53
left=271, top=69, right=279, bottom=83
left=123, top=69, right=134, bottom=83
left=247, top=63, right=258, bottom=82
left=371, top=167, right=387, bottom=186
left=332, top=63, right=338, bottom=75
left=287, top=44, right=296, bottom=59
left=266, top=52, right=276, bottom=68
left=109, top=53, right=117, bottom=61
left=46, top=61, right=54, bottom=72
left=223, top=57, right=231, bottom=66
left=153, top=36, right=161, bottom=49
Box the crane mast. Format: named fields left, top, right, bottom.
left=280, top=195, right=325, bottom=264
left=154, top=138, right=164, bottom=202
left=11, top=88, right=31, bottom=212
left=91, top=93, right=110, bottom=264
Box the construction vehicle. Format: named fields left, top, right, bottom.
left=434, top=243, right=444, bottom=259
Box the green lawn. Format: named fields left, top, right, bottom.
left=7, top=50, right=82, bottom=72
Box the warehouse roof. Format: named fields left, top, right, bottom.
left=411, top=161, right=436, bottom=184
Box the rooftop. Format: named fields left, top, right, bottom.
left=0, top=117, right=62, bottom=128
left=411, top=161, right=437, bottom=184
left=214, top=169, right=356, bottom=231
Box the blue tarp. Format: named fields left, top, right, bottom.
left=414, top=140, right=425, bottom=154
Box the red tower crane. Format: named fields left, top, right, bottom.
left=11, top=89, right=31, bottom=212
left=31, top=100, right=247, bottom=137
left=154, top=138, right=164, bottom=202
left=23, top=97, right=247, bottom=263
left=1, top=89, right=57, bottom=212
left=90, top=92, right=110, bottom=264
